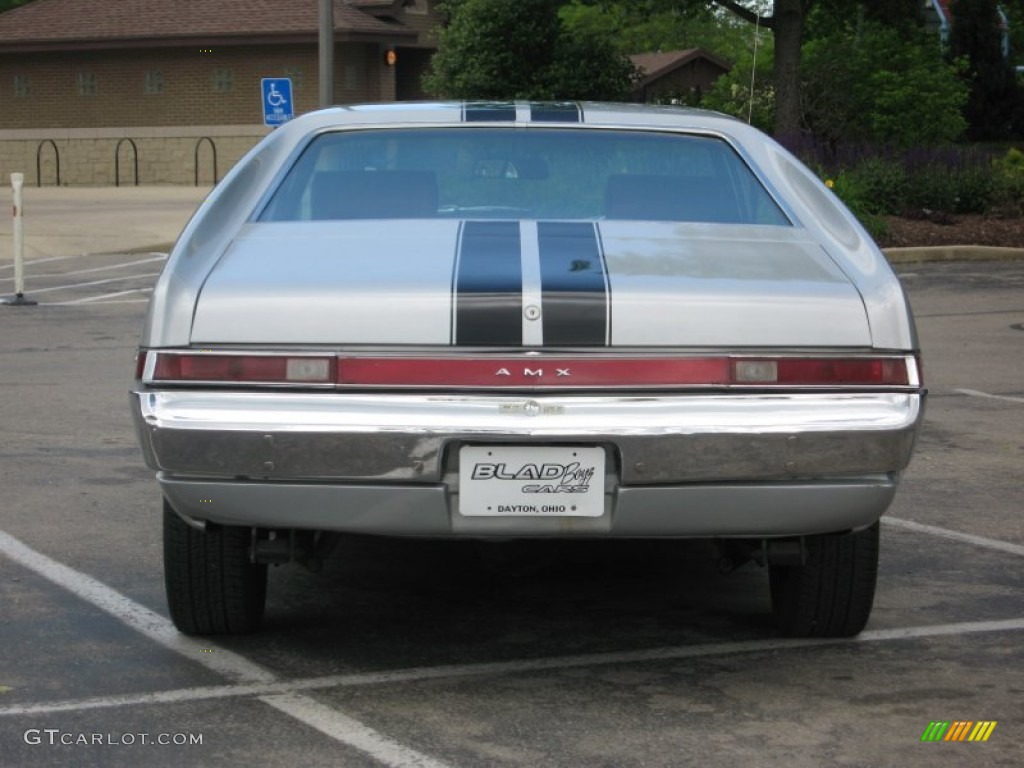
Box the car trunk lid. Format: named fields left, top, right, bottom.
left=189, top=221, right=871, bottom=348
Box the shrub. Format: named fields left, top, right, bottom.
left=991, top=147, right=1024, bottom=215
left=802, top=24, right=968, bottom=148
left=902, top=147, right=996, bottom=214
left=842, top=157, right=908, bottom=215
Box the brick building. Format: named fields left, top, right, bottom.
left=0, top=0, right=442, bottom=185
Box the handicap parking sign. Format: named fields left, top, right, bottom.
left=262, top=78, right=294, bottom=126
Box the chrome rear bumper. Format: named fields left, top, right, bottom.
left=132, top=389, right=923, bottom=482
left=132, top=388, right=923, bottom=536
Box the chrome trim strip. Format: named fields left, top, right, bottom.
left=133, top=390, right=924, bottom=484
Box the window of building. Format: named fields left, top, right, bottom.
left=213, top=68, right=233, bottom=93
left=144, top=70, right=164, bottom=94
left=77, top=72, right=97, bottom=96
left=404, top=0, right=428, bottom=14
left=14, top=74, right=31, bottom=97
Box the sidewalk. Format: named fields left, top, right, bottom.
left=0, top=186, right=210, bottom=261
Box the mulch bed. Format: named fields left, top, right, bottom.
left=877, top=213, right=1024, bottom=249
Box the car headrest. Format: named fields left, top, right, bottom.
left=310, top=170, right=439, bottom=220
left=604, top=174, right=741, bottom=223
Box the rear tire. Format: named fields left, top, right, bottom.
left=769, top=522, right=879, bottom=638
left=163, top=498, right=267, bottom=635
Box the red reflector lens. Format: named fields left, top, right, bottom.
left=774, top=358, right=909, bottom=386
left=151, top=354, right=333, bottom=383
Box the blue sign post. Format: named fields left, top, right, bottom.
left=261, top=78, right=294, bottom=127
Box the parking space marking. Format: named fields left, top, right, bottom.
left=24, top=272, right=161, bottom=296
left=261, top=693, right=454, bottom=768
left=48, top=288, right=153, bottom=306
left=0, top=529, right=273, bottom=685
left=4, top=518, right=1022, bottom=762
left=0, top=255, right=166, bottom=284
left=4, top=617, right=1024, bottom=719
left=0, top=253, right=103, bottom=271
left=883, top=517, right=1024, bottom=557
left=953, top=388, right=1024, bottom=405
left=0, top=529, right=458, bottom=768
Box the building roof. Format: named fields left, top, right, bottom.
left=0, top=0, right=417, bottom=52
left=629, top=49, right=731, bottom=90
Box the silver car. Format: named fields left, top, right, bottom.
left=132, top=102, right=924, bottom=638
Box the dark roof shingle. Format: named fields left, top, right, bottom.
left=629, top=49, right=730, bottom=89
left=0, top=0, right=415, bottom=49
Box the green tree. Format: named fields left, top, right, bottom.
left=802, top=23, right=968, bottom=147
left=701, top=31, right=776, bottom=131
left=424, top=0, right=636, bottom=100
left=568, top=1, right=924, bottom=138
left=0, top=0, right=31, bottom=12
left=560, top=1, right=755, bottom=62
left=950, top=0, right=1023, bottom=139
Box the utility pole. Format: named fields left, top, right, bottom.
left=319, top=0, right=334, bottom=107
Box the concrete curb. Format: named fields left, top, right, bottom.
left=883, top=245, right=1024, bottom=264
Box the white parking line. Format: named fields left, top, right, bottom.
left=0, top=253, right=105, bottom=271
left=883, top=517, right=1024, bottom=557
left=47, top=298, right=152, bottom=306
left=24, top=272, right=161, bottom=296
left=48, top=287, right=153, bottom=305
left=0, top=530, right=272, bottom=684
left=0, top=529, right=453, bottom=768
left=2, top=617, right=1023, bottom=718
left=0, top=255, right=166, bottom=284
left=3, top=522, right=1023, bottom=763
left=953, top=388, right=1024, bottom=404
left=262, top=694, right=453, bottom=768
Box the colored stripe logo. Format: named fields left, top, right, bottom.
left=920, top=721, right=997, bottom=742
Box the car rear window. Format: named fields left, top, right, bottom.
left=258, top=128, right=790, bottom=226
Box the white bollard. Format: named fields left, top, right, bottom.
left=2, top=172, right=36, bottom=306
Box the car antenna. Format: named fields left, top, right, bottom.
left=748, top=6, right=761, bottom=125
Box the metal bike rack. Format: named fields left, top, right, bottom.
left=114, top=137, right=139, bottom=187
left=194, top=136, right=219, bottom=186
left=35, top=140, right=61, bottom=187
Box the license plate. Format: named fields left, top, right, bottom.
left=458, top=446, right=605, bottom=517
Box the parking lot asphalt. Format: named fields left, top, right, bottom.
left=0, top=196, right=1022, bottom=767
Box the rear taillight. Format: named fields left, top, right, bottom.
left=733, top=358, right=912, bottom=386
left=146, top=352, right=334, bottom=384
left=141, top=351, right=918, bottom=389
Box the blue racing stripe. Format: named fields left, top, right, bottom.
left=464, top=102, right=517, bottom=122
left=454, top=221, right=523, bottom=346
left=538, top=222, right=608, bottom=346
left=530, top=102, right=582, bottom=123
